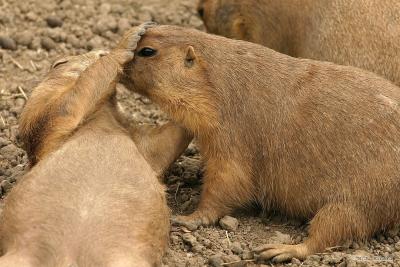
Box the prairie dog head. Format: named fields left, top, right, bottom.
left=123, top=25, right=219, bottom=132
left=47, top=50, right=108, bottom=79
left=197, top=0, right=254, bottom=41
left=19, top=50, right=108, bottom=162
left=29, top=50, right=109, bottom=102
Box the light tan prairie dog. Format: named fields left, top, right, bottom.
left=123, top=25, right=400, bottom=262
left=197, top=0, right=400, bottom=86
left=0, top=23, right=191, bottom=267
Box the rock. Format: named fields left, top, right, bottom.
left=46, top=16, right=63, bottom=28
left=86, top=36, right=103, bottom=50
left=66, top=34, right=80, bottom=48
left=117, top=18, right=131, bottom=34
left=41, top=37, right=57, bottom=50
left=192, top=244, right=204, bottom=253
left=0, top=137, right=11, bottom=148
left=170, top=234, right=180, bottom=245
left=99, top=3, right=111, bottom=14
left=0, top=36, right=17, bottom=50
left=230, top=241, right=243, bottom=255
left=182, top=170, right=198, bottom=185
left=209, top=254, right=224, bottom=267
left=395, top=241, right=400, bottom=251
left=184, top=143, right=199, bottom=156
left=25, top=11, right=38, bottom=21
left=352, top=249, right=372, bottom=258
left=111, top=4, right=125, bottom=14
left=291, top=257, right=301, bottom=265
left=0, top=11, right=10, bottom=24
left=93, top=16, right=118, bottom=35
left=201, top=238, right=212, bottom=248
left=29, top=37, right=41, bottom=50
left=350, top=241, right=360, bottom=249
left=241, top=250, right=254, bottom=260
left=182, top=233, right=197, bottom=247
left=378, top=234, right=386, bottom=242
left=14, top=31, right=34, bottom=46
left=383, top=245, right=392, bottom=253
left=14, top=98, right=25, bottom=108
left=219, top=216, right=239, bottom=232
left=303, top=255, right=321, bottom=265
left=269, top=231, right=292, bottom=244
left=393, top=251, right=400, bottom=259
left=388, top=226, right=400, bottom=238
left=0, top=144, right=19, bottom=161
left=44, top=28, right=67, bottom=42
left=222, top=255, right=243, bottom=267
left=137, top=11, right=152, bottom=22
left=348, top=250, right=372, bottom=267
left=322, top=252, right=345, bottom=265
left=0, top=180, right=12, bottom=193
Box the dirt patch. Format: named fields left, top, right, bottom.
left=0, top=0, right=399, bottom=266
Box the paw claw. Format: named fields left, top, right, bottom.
left=253, top=244, right=275, bottom=253
left=253, top=243, right=309, bottom=263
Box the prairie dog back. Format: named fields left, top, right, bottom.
left=198, top=0, right=400, bottom=85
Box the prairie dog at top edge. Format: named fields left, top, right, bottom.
left=198, top=0, right=400, bottom=86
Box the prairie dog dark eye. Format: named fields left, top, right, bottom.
left=137, top=47, right=157, bottom=57
left=52, top=60, right=68, bottom=69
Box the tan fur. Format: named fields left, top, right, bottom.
left=198, top=0, right=400, bottom=86
left=0, top=24, right=191, bottom=267
left=123, top=25, right=400, bottom=262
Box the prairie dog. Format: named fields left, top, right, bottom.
left=0, top=23, right=191, bottom=267
left=123, top=25, right=400, bottom=262
left=198, top=0, right=400, bottom=85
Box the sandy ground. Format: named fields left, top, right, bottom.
left=1, top=0, right=400, bottom=266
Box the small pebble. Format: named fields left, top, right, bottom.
left=87, top=36, right=103, bottom=50
left=209, top=254, right=224, bottom=267
left=0, top=180, right=12, bottom=193
left=241, top=250, right=254, bottom=260
left=219, top=216, right=239, bottom=232
left=99, top=3, right=111, bottom=14
left=182, top=233, right=197, bottom=247
left=230, top=241, right=243, bottom=255
left=118, top=18, right=131, bottom=34
left=14, top=31, right=34, bottom=46
left=41, top=37, right=57, bottom=50
left=192, top=244, right=204, bottom=253
left=222, top=255, right=244, bottom=267
left=0, top=36, right=17, bottom=50
left=291, top=257, right=301, bottom=265
left=46, top=16, right=63, bottom=28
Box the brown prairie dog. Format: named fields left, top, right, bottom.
left=123, top=25, right=400, bottom=262
left=0, top=23, right=191, bottom=267
left=197, top=0, right=400, bottom=86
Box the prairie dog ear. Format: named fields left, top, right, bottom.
left=232, top=16, right=248, bottom=40
left=185, top=46, right=196, bottom=67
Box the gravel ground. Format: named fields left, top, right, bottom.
left=1, top=0, right=400, bottom=266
